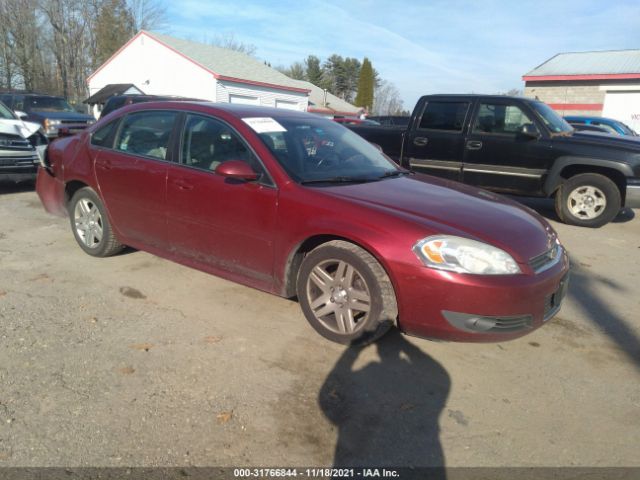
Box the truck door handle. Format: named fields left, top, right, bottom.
left=466, top=140, right=483, bottom=150
left=413, top=137, right=429, bottom=147
left=172, top=179, right=193, bottom=191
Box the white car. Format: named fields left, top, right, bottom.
left=0, top=100, right=48, bottom=183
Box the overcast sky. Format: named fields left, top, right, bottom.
left=166, top=0, right=640, bottom=109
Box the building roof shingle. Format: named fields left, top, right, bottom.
left=146, top=31, right=310, bottom=93
left=291, top=80, right=359, bottom=115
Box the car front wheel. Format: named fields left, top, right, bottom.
left=69, top=187, right=123, bottom=257
left=555, top=173, right=621, bottom=228
left=297, top=240, right=397, bottom=345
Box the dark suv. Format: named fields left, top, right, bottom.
left=0, top=92, right=95, bottom=138
left=100, top=95, right=201, bottom=119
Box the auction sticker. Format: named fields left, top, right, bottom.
left=242, top=117, right=287, bottom=133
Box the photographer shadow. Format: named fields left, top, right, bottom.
left=319, top=329, right=450, bottom=476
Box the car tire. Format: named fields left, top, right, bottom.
left=296, top=240, right=398, bottom=345
left=69, top=187, right=123, bottom=257
left=555, top=173, right=621, bottom=228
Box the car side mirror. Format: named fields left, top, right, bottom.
left=214, top=160, right=260, bottom=181
left=520, top=124, right=540, bottom=139
left=14, top=110, right=27, bottom=119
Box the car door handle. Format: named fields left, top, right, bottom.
left=413, top=136, right=429, bottom=147
left=172, top=179, right=193, bottom=191
left=466, top=140, right=483, bottom=150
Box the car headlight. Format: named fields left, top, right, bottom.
left=43, top=119, right=62, bottom=134
left=413, top=235, right=521, bottom=275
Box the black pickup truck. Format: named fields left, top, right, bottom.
left=349, top=94, right=640, bottom=227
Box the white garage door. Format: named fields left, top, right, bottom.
left=229, top=94, right=260, bottom=105
left=602, top=91, right=640, bottom=133
left=275, top=100, right=299, bottom=110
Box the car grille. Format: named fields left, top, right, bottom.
left=0, top=154, right=38, bottom=166
left=60, top=120, right=91, bottom=126
left=487, top=315, right=533, bottom=333
left=0, top=134, right=31, bottom=150
left=529, top=244, right=562, bottom=273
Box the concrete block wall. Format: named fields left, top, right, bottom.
left=524, top=81, right=605, bottom=115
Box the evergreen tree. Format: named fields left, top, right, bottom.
left=305, top=55, right=325, bottom=88
left=355, top=57, right=374, bottom=110
left=95, top=0, right=135, bottom=66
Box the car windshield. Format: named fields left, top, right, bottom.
left=253, top=116, right=403, bottom=184
left=530, top=101, right=573, bottom=133
left=617, top=121, right=637, bottom=136
left=26, top=96, right=75, bottom=112
left=0, top=101, right=16, bottom=119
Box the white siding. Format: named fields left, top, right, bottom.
left=88, top=33, right=217, bottom=101
left=216, top=80, right=307, bottom=111
left=229, top=94, right=260, bottom=105
left=88, top=32, right=309, bottom=112
left=275, top=99, right=299, bottom=110
left=603, top=91, right=640, bottom=132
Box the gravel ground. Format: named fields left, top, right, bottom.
left=0, top=182, right=638, bottom=469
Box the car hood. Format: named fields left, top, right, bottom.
left=559, top=131, right=640, bottom=151
left=29, top=110, right=94, bottom=121
left=319, top=174, right=557, bottom=262
left=0, top=118, right=42, bottom=138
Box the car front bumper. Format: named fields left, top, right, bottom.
left=392, top=250, right=570, bottom=342
left=0, top=151, right=39, bottom=181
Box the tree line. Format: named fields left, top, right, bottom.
left=0, top=0, right=165, bottom=107
left=278, top=55, right=406, bottom=115
left=0, top=1, right=406, bottom=116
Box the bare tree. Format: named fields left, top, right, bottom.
left=128, top=0, right=167, bottom=31
left=372, top=80, right=405, bottom=115
left=39, top=0, right=95, bottom=102
left=207, top=33, right=257, bottom=57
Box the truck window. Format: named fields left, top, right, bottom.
left=473, top=103, right=534, bottom=135
left=419, top=101, right=469, bottom=131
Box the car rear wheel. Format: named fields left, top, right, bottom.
left=69, top=187, right=123, bottom=257
left=297, top=240, right=397, bottom=345
left=555, top=173, right=621, bottom=228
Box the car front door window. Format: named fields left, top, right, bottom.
left=181, top=114, right=269, bottom=183
left=473, top=103, right=534, bottom=135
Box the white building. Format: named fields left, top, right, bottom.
left=87, top=31, right=312, bottom=115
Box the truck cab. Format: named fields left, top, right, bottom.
left=349, top=95, right=640, bottom=227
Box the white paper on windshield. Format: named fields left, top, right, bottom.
left=242, top=117, right=287, bottom=133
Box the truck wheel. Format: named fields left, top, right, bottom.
left=555, top=173, right=621, bottom=228
left=296, top=240, right=397, bottom=345
left=69, top=187, right=123, bottom=257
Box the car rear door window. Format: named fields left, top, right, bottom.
left=115, top=111, right=177, bottom=160
left=473, top=103, right=534, bottom=135
left=419, top=101, right=469, bottom=131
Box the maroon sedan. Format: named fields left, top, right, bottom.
left=36, top=102, right=570, bottom=344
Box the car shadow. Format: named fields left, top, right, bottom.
left=0, top=180, right=36, bottom=195
left=568, top=258, right=640, bottom=370
left=318, top=328, right=450, bottom=476
left=508, top=196, right=635, bottom=224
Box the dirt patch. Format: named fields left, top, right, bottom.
left=119, top=286, right=146, bottom=299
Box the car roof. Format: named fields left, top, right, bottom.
left=118, top=101, right=314, bottom=120
left=564, top=115, right=620, bottom=123
left=424, top=94, right=537, bottom=103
